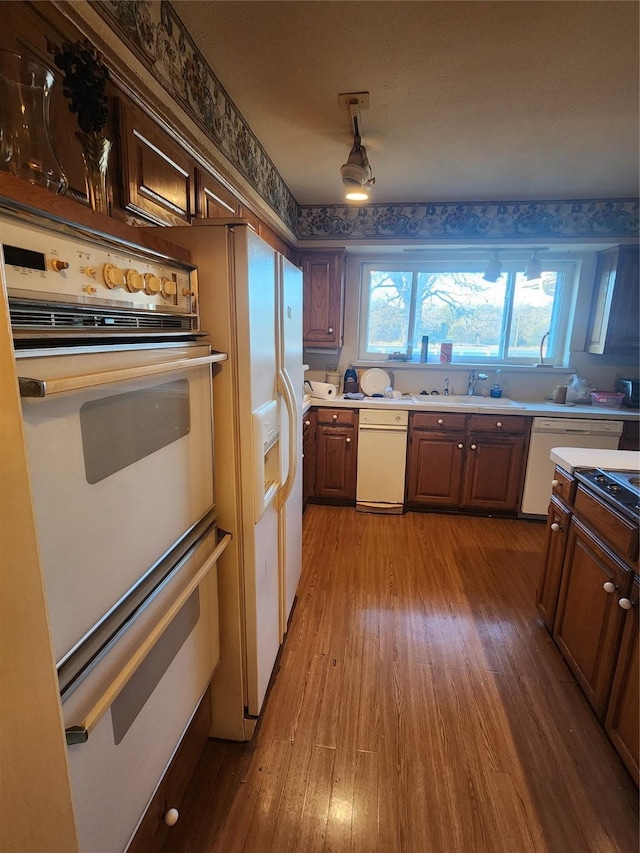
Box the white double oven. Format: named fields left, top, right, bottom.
left=2, top=206, right=227, bottom=851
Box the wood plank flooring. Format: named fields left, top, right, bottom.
left=162, top=507, right=639, bottom=853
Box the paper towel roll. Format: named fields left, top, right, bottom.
left=308, top=380, right=336, bottom=400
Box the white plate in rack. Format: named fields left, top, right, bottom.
left=360, top=368, right=391, bottom=396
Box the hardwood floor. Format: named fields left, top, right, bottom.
left=162, top=507, right=639, bottom=853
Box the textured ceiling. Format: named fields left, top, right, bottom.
left=174, top=1, right=639, bottom=207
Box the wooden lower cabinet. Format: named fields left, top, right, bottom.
left=553, top=517, right=633, bottom=719
left=536, top=496, right=572, bottom=630
left=302, top=409, right=316, bottom=509
left=605, top=575, right=639, bottom=784
left=314, top=409, right=357, bottom=502
left=406, top=412, right=528, bottom=513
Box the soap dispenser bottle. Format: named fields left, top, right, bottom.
left=490, top=369, right=502, bottom=398
left=344, top=365, right=359, bottom=394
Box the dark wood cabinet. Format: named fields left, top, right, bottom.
left=605, top=575, right=639, bottom=785
left=301, top=251, right=345, bottom=348
left=586, top=245, right=640, bottom=355
left=619, top=420, right=640, bottom=452
left=406, top=412, right=529, bottom=514
left=536, top=495, right=572, bottom=630
left=313, top=408, right=357, bottom=502
left=553, top=516, right=633, bottom=719
left=302, top=408, right=316, bottom=510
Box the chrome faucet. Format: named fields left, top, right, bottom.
left=443, top=377, right=450, bottom=396
left=467, top=370, right=488, bottom=396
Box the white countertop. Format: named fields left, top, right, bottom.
left=550, top=447, right=640, bottom=473
left=309, top=394, right=639, bottom=420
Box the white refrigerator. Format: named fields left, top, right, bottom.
left=167, top=220, right=303, bottom=739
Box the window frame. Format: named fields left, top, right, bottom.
left=356, top=257, right=578, bottom=367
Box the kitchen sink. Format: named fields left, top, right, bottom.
left=411, top=395, right=526, bottom=409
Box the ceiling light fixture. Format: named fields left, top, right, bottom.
left=339, top=98, right=375, bottom=202
left=525, top=250, right=544, bottom=281
left=483, top=252, right=502, bottom=282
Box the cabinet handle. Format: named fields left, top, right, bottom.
left=457, top=443, right=464, bottom=449
left=328, top=327, right=334, bottom=333
left=305, top=420, right=311, bottom=426
left=551, top=479, right=560, bottom=487
left=618, top=598, right=633, bottom=610
left=603, top=581, right=616, bottom=593
left=550, top=522, right=561, bottom=532
left=496, top=421, right=503, bottom=428
left=437, top=418, right=444, bottom=425
left=332, top=414, right=338, bottom=420
left=346, top=437, right=351, bottom=443
left=470, top=444, right=477, bottom=450
left=164, top=808, right=179, bottom=827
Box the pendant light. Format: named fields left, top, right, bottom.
left=339, top=101, right=375, bottom=201
left=525, top=250, right=543, bottom=281
left=483, top=252, right=502, bottom=282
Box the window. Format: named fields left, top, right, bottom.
left=358, top=259, right=576, bottom=365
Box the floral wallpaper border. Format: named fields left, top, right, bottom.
left=298, top=199, right=640, bottom=241
left=92, top=1, right=638, bottom=243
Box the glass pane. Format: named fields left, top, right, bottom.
left=365, top=270, right=413, bottom=354
left=80, top=379, right=191, bottom=484
left=414, top=272, right=506, bottom=360
left=508, top=272, right=559, bottom=359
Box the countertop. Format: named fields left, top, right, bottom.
left=306, top=394, right=640, bottom=420
left=550, top=447, right=640, bottom=473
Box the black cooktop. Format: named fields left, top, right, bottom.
left=574, top=468, right=640, bottom=521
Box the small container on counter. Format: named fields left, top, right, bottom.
left=439, top=341, right=452, bottom=363
left=420, top=335, right=429, bottom=362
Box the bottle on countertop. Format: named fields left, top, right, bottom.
left=420, top=335, right=429, bottom=363
left=343, top=365, right=359, bottom=394
left=490, top=368, right=502, bottom=398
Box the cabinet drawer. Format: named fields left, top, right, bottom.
left=411, top=412, right=467, bottom=431
left=468, top=414, right=529, bottom=435
left=552, top=466, right=576, bottom=505
left=574, top=486, right=638, bottom=563
left=316, top=408, right=356, bottom=426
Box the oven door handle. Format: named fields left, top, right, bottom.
left=64, top=531, right=232, bottom=746
left=18, top=352, right=227, bottom=398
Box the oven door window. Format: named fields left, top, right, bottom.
left=80, top=379, right=190, bottom=484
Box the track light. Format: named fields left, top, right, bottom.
left=525, top=250, right=543, bottom=281
left=340, top=102, right=375, bottom=202
left=483, top=252, right=502, bottom=283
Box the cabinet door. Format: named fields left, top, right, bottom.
left=314, top=425, right=356, bottom=501
left=587, top=245, right=640, bottom=354
left=553, top=517, right=632, bottom=718
left=605, top=576, right=639, bottom=785
left=194, top=167, right=241, bottom=219
left=302, top=409, right=316, bottom=509
left=302, top=251, right=344, bottom=348
left=406, top=431, right=465, bottom=507
left=461, top=435, right=526, bottom=512
left=536, top=496, right=572, bottom=630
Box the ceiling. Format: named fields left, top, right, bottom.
left=173, top=1, right=638, bottom=208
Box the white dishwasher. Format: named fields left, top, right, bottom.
left=356, top=409, right=409, bottom=513
left=521, top=417, right=623, bottom=515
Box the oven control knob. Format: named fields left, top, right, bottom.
left=83, top=285, right=98, bottom=295
left=144, top=273, right=161, bottom=295
left=51, top=259, right=70, bottom=272
left=161, top=277, right=177, bottom=298
left=125, top=269, right=145, bottom=292
left=103, top=263, right=126, bottom=289
left=84, top=267, right=97, bottom=279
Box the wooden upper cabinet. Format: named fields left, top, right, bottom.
left=116, top=98, right=193, bottom=226
left=301, top=250, right=345, bottom=348
left=586, top=245, right=640, bottom=354
left=194, top=167, right=241, bottom=219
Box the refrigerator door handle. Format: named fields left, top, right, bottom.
left=277, top=366, right=298, bottom=508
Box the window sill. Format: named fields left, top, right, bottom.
left=352, top=361, right=575, bottom=372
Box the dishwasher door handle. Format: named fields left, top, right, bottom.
left=358, top=424, right=408, bottom=433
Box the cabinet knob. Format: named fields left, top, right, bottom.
left=332, top=414, right=338, bottom=420
left=328, top=327, right=334, bottom=334
left=470, top=443, right=477, bottom=450
left=305, top=420, right=311, bottom=426
left=618, top=598, right=633, bottom=610
left=496, top=421, right=503, bottom=428
left=603, top=581, right=616, bottom=593
left=437, top=418, right=444, bottom=425
left=550, top=522, right=561, bottom=532
left=164, top=808, right=179, bottom=827
left=551, top=479, right=560, bottom=487
left=457, top=443, right=464, bottom=449
left=346, top=437, right=351, bottom=443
